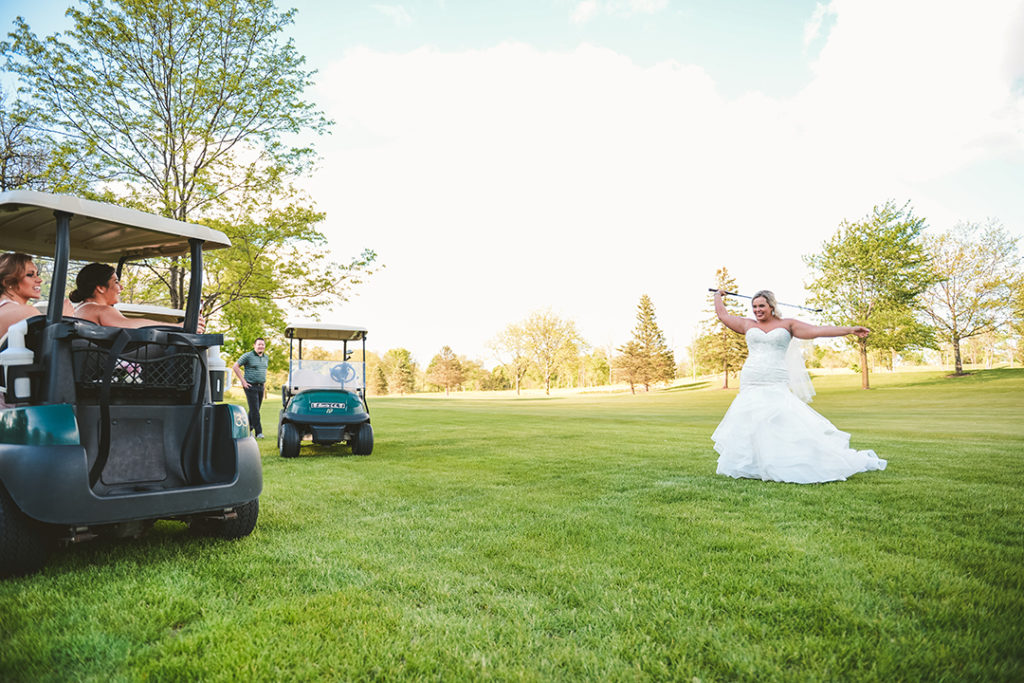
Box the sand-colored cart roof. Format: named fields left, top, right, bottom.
left=285, top=322, right=368, bottom=341
left=0, top=190, right=230, bottom=261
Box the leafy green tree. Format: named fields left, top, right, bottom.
left=582, top=349, right=611, bottom=387
left=614, top=295, right=675, bottom=393
left=1012, top=274, right=1024, bottom=366
left=382, top=348, right=416, bottom=395
left=694, top=267, right=747, bottom=388
left=220, top=299, right=284, bottom=372
left=425, top=346, right=465, bottom=397
left=804, top=200, right=936, bottom=389
left=2, top=0, right=376, bottom=321
left=521, top=310, right=586, bottom=395
left=922, top=220, right=1021, bottom=374
left=489, top=322, right=533, bottom=395
left=482, top=364, right=512, bottom=391
left=0, top=87, right=50, bottom=191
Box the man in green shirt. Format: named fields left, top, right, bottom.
left=232, top=337, right=269, bottom=438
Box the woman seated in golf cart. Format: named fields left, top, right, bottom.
left=0, top=252, right=75, bottom=337
left=69, top=262, right=205, bottom=332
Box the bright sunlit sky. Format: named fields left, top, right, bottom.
left=4, top=0, right=1024, bottom=366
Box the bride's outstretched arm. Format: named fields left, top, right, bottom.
left=791, top=319, right=869, bottom=339
left=714, top=290, right=751, bottom=334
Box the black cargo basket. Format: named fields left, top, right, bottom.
left=73, top=342, right=200, bottom=401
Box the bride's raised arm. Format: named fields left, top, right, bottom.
left=790, top=319, right=869, bottom=340
left=714, top=289, right=752, bottom=334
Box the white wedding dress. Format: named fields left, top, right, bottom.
left=712, top=327, right=887, bottom=484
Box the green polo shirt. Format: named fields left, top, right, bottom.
left=236, top=350, right=269, bottom=384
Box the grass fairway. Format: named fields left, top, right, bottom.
left=2, top=369, right=1022, bottom=681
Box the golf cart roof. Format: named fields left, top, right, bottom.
left=0, top=190, right=230, bottom=261
left=285, top=322, right=368, bottom=341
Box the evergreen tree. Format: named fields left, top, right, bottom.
left=693, top=268, right=747, bottom=388
left=383, top=348, right=416, bottom=395
left=373, top=366, right=389, bottom=396
left=614, top=295, right=675, bottom=393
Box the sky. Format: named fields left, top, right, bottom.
left=3, top=0, right=1024, bottom=367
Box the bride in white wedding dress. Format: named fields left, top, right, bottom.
left=711, top=289, right=887, bottom=484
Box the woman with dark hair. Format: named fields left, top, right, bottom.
left=0, top=252, right=74, bottom=339
left=711, top=288, right=886, bottom=484
left=69, top=262, right=205, bottom=332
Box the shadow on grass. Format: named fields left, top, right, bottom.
left=885, top=367, right=1024, bottom=388
left=660, top=381, right=713, bottom=393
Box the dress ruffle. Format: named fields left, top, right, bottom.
left=712, top=383, right=887, bottom=484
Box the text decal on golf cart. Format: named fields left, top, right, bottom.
left=311, top=402, right=347, bottom=409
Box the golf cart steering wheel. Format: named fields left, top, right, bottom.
left=330, top=363, right=357, bottom=384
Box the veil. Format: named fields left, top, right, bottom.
left=786, top=338, right=815, bottom=403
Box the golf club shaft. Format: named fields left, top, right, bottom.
left=707, top=288, right=823, bottom=313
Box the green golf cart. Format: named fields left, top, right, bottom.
left=0, top=190, right=261, bottom=577
left=278, top=323, right=373, bottom=458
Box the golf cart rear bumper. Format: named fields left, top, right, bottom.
left=0, top=438, right=262, bottom=526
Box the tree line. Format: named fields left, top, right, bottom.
left=3, top=2, right=1021, bottom=392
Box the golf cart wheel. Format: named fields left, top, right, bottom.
left=192, top=499, right=259, bottom=540
left=351, top=422, right=374, bottom=456
left=279, top=422, right=300, bottom=458
left=0, top=484, right=52, bottom=577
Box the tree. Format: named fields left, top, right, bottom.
left=582, top=349, right=611, bottom=387
left=3, top=0, right=376, bottom=321
left=0, top=87, right=50, bottom=191
left=373, top=366, right=389, bottom=396
left=489, top=322, right=533, bottom=395
left=922, top=220, right=1021, bottom=375
left=614, top=295, right=675, bottom=393
left=804, top=200, right=936, bottom=389
left=693, top=267, right=747, bottom=388
left=425, top=346, right=465, bottom=397
left=521, top=310, right=586, bottom=395
left=382, top=348, right=416, bottom=395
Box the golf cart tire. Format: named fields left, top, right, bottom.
left=193, top=499, right=259, bottom=540
left=351, top=422, right=374, bottom=456
left=0, top=484, right=52, bottom=577
left=279, top=422, right=300, bottom=458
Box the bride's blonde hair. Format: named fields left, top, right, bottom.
left=751, top=290, right=781, bottom=319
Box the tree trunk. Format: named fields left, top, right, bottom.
left=859, top=338, right=870, bottom=389
left=953, top=335, right=963, bottom=374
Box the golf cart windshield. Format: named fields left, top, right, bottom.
left=284, top=323, right=368, bottom=394
left=288, top=359, right=365, bottom=392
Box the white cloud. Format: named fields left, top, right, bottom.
left=571, top=0, right=667, bottom=24
left=571, top=1, right=599, bottom=24
left=307, top=2, right=1024, bottom=365
left=371, top=4, right=413, bottom=27
left=803, top=2, right=835, bottom=50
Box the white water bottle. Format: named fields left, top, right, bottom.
left=0, top=319, right=34, bottom=401
left=207, top=344, right=229, bottom=398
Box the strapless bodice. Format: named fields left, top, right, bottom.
left=740, top=327, right=790, bottom=387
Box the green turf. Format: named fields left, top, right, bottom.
left=2, top=369, right=1022, bottom=681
